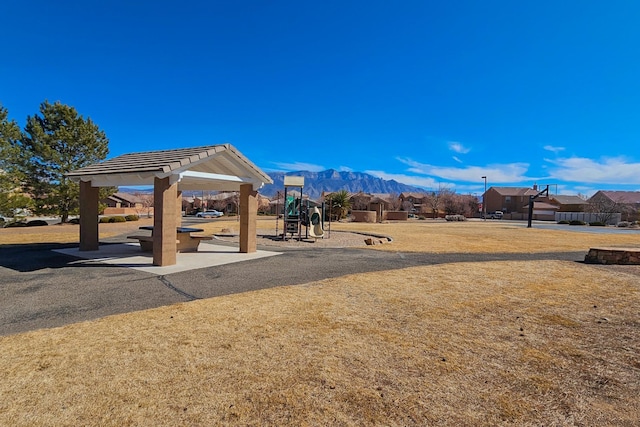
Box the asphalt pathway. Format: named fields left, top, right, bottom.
left=0, top=240, right=586, bottom=337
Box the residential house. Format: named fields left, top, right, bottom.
left=542, top=195, right=589, bottom=212
left=348, top=192, right=394, bottom=222
left=102, top=192, right=148, bottom=215
left=522, top=201, right=559, bottom=221
left=522, top=194, right=589, bottom=221
left=588, top=190, right=640, bottom=221
left=399, top=192, right=427, bottom=212
left=103, top=192, right=143, bottom=209
left=349, top=192, right=392, bottom=211
left=483, top=186, right=540, bottom=215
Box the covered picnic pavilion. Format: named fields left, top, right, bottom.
left=67, top=144, right=273, bottom=266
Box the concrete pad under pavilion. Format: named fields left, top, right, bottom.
left=67, top=144, right=273, bottom=266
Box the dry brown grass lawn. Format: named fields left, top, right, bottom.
left=330, top=220, right=640, bottom=253
left=0, top=217, right=155, bottom=245
left=1, top=219, right=639, bottom=426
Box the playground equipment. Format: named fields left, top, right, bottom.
left=308, top=206, right=325, bottom=241
left=280, top=176, right=325, bottom=241
left=283, top=176, right=304, bottom=240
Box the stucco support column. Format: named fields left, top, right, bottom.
left=79, top=180, right=99, bottom=251
left=239, top=184, right=257, bottom=253
left=153, top=177, right=178, bottom=266
left=177, top=190, right=183, bottom=225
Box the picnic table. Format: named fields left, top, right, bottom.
left=128, top=226, right=212, bottom=252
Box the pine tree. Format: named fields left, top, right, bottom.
left=19, top=101, right=110, bottom=222
left=0, top=104, right=30, bottom=218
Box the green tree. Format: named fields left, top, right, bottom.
left=18, top=101, right=109, bottom=222
left=0, top=104, right=31, bottom=218
left=326, top=190, right=351, bottom=220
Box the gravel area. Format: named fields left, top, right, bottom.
left=213, top=228, right=390, bottom=249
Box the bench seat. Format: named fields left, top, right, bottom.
left=128, top=234, right=212, bottom=252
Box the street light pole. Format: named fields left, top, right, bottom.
left=481, top=176, right=487, bottom=221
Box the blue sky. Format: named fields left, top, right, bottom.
left=3, top=1, right=640, bottom=197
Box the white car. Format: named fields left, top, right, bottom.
left=196, top=210, right=224, bottom=218
left=490, top=211, right=504, bottom=219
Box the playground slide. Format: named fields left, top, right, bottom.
left=308, top=206, right=324, bottom=239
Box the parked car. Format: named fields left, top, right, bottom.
left=196, top=210, right=224, bottom=218
left=481, top=211, right=504, bottom=219
left=489, top=211, right=504, bottom=219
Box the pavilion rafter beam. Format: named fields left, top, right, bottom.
left=177, top=170, right=250, bottom=183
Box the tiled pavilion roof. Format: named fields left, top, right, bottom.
left=68, top=144, right=273, bottom=191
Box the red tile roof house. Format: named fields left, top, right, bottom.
left=588, top=190, right=640, bottom=222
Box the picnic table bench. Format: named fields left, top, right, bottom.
left=128, top=226, right=212, bottom=252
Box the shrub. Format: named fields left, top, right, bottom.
left=125, top=215, right=139, bottom=221
left=99, top=217, right=111, bottom=223
left=589, top=221, right=605, bottom=227
left=569, top=220, right=586, bottom=226
left=26, top=220, right=48, bottom=227
left=418, top=215, right=426, bottom=220
left=558, top=220, right=570, bottom=224
left=108, top=216, right=127, bottom=223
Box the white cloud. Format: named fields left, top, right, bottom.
left=271, top=161, right=325, bottom=172
left=543, top=145, right=565, bottom=154
left=546, top=156, right=640, bottom=184
left=364, top=170, right=439, bottom=189
left=452, top=156, right=463, bottom=164
left=448, top=141, right=470, bottom=154
left=396, top=157, right=535, bottom=183
left=338, top=166, right=353, bottom=172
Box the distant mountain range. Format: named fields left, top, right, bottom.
left=260, top=170, right=423, bottom=199
left=119, top=169, right=423, bottom=200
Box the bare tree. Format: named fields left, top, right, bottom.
left=401, top=200, right=414, bottom=212
left=385, top=193, right=402, bottom=211
left=442, top=193, right=479, bottom=217
left=135, top=192, right=154, bottom=218
left=257, top=196, right=271, bottom=214
left=350, top=192, right=370, bottom=210
left=586, top=193, right=623, bottom=224
left=442, top=192, right=461, bottom=215
left=463, top=194, right=480, bottom=217
left=212, top=198, right=227, bottom=212
left=424, top=185, right=455, bottom=218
